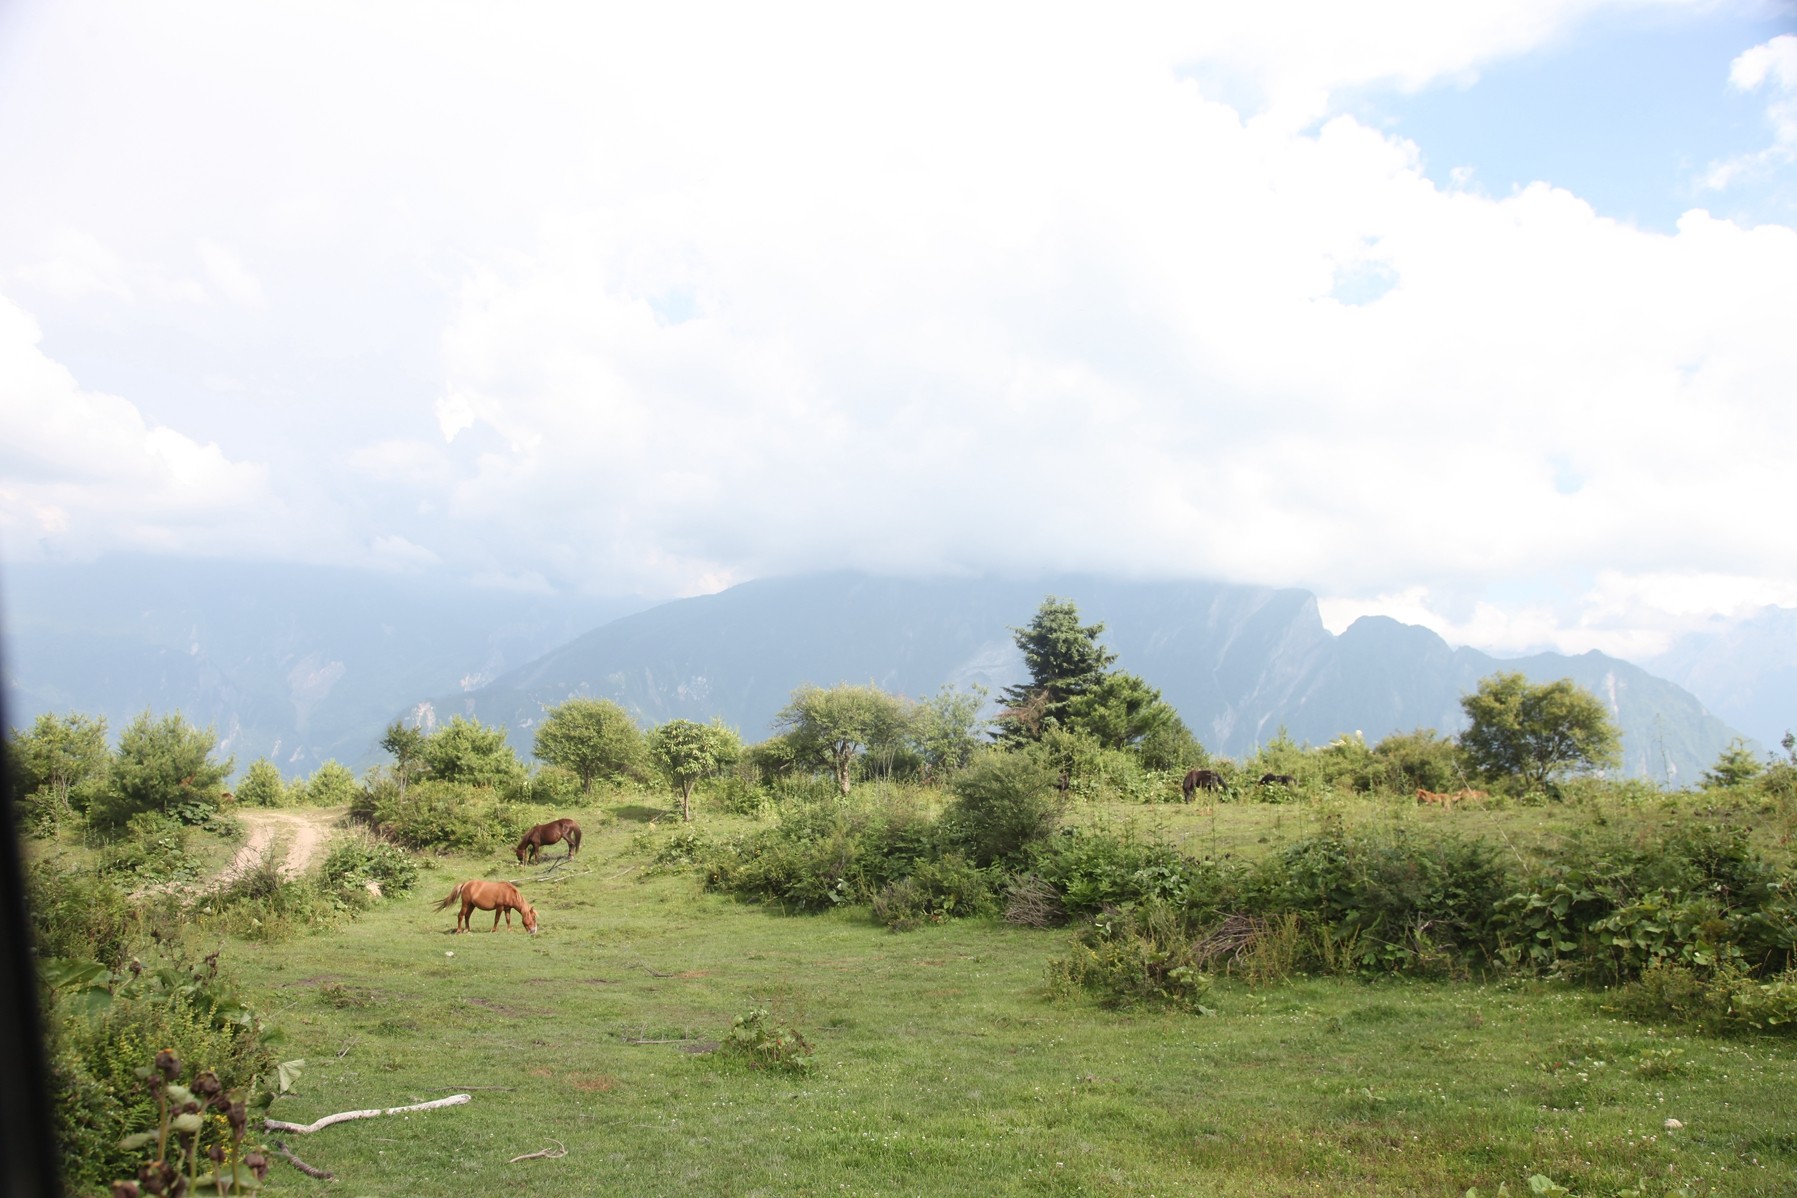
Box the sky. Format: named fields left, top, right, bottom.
left=2, top=0, right=1795, bottom=666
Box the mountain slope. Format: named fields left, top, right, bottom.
left=447, top=572, right=1738, bottom=783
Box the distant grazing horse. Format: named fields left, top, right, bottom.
left=1259, top=773, right=1297, bottom=787
left=1182, top=768, right=1225, bottom=801
left=434, top=880, right=538, bottom=934
left=516, top=818, right=582, bottom=864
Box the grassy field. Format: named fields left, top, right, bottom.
left=171, top=793, right=1797, bottom=1198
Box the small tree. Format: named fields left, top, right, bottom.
left=996, top=597, right=1117, bottom=745
left=945, top=751, right=1063, bottom=867
left=910, top=686, right=989, bottom=780
left=380, top=720, right=427, bottom=793
left=98, top=710, right=234, bottom=828
left=533, top=698, right=646, bottom=794
left=775, top=684, right=909, bottom=796
left=9, top=711, right=110, bottom=817
left=1066, top=671, right=1184, bottom=755
left=304, top=760, right=361, bottom=807
left=648, top=720, right=743, bottom=821
left=1458, top=673, right=1620, bottom=790
left=235, top=759, right=291, bottom=808
left=1371, top=728, right=1464, bottom=794
left=1701, top=738, right=1763, bottom=790
left=419, top=716, right=525, bottom=790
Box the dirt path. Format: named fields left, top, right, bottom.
left=217, top=807, right=345, bottom=885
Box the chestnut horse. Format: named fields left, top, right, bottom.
left=1181, top=768, right=1225, bottom=802
left=434, top=880, right=538, bottom=934
left=515, top=818, right=582, bottom=864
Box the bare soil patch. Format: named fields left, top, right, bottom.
left=217, top=807, right=345, bottom=885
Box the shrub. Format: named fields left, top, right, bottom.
left=365, top=779, right=511, bottom=853
left=97, top=811, right=200, bottom=884
left=1047, top=899, right=1215, bottom=1012
left=26, top=863, right=141, bottom=970
left=944, top=751, right=1063, bottom=867
left=718, top=1008, right=813, bottom=1074
left=303, top=759, right=361, bottom=806
left=871, top=853, right=996, bottom=930
left=44, top=949, right=277, bottom=1198
left=319, top=832, right=419, bottom=903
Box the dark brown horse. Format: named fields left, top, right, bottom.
left=434, top=880, right=538, bottom=934
left=1181, top=768, right=1225, bottom=801
left=515, top=818, right=582, bottom=864
left=1258, top=773, right=1297, bottom=787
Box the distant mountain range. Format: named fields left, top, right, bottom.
left=2, top=558, right=1775, bottom=785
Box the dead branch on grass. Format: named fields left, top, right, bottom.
left=1191, top=913, right=1268, bottom=968
left=263, top=1093, right=470, bottom=1134
left=508, top=1139, right=567, bottom=1163
left=1003, top=874, right=1066, bottom=928
left=273, top=1140, right=335, bottom=1179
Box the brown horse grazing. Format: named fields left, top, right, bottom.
left=515, top=818, right=582, bottom=864
left=434, top=880, right=538, bottom=934
left=1259, top=773, right=1297, bottom=787
left=1182, top=768, right=1225, bottom=801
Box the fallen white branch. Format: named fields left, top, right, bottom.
left=264, top=1093, right=471, bottom=1134
left=509, top=1139, right=567, bottom=1163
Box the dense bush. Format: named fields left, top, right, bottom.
left=360, top=778, right=512, bottom=853
left=43, top=949, right=278, bottom=1198
left=319, top=832, right=420, bottom=903
left=1047, top=899, right=1215, bottom=1011
left=96, top=811, right=202, bottom=884
left=26, top=863, right=142, bottom=970
left=943, top=751, right=1063, bottom=867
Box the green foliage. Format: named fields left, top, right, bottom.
left=1458, top=673, right=1620, bottom=789
left=1035, top=822, right=1232, bottom=916
left=364, top=778, right=511, bottom=853
left=319, top=832, right=419, bottom=903
left=1066, top=670, right=1186, bottom=754
left=1702, top=737, right=1763, bottom=789
left=97, top=710, right=234, bottom=830
left=43, top=948, right=278, bottom=1198
left=419, top=715, right=526, bottom=791
left=380, top=719, right=428, bottom=787
left=97, top=811, right=200, bottom=884
left=648, top=718, right=743, bottom=820
left=719, top=1008, right=814, bottom=1075
left=944, top=751, right=1064, bottom=867
left=1047, top=899, right=1216, bottom=1011
left=533, top=698, right=648, bottom=792
left=8, top=710, right=110, bottom=825
left=996, top=596, right=1117, bottom=744
left=910, top=685, right=989, bottom=778
left=1371, top=727, right=1466, bottom=794
left=234, top=757, right=291, bottom=808
left=25, top=862, right=140, bottom=970
left=1613, top=962, right=1797, bottom=1035
left=303, top=758, right=361, bottom=806
left=870, top=854, right=997, bottom=931
left=776, top=683, right=911, bottom=796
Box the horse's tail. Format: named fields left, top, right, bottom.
left=433, top=882, right=465, bottom=911
left=569, top=823, right=582, bottom=852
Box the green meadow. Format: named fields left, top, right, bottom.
left=75, top=789, right=1794, bottom=1198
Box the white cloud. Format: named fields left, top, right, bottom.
left=1704, top=34, right=1797, bottom=190
left=0, top=291, right=274, bottom=556
left=1, top=0, right=1791, bottom=658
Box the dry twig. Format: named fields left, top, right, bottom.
left=272, top=1140, right=335, bottom=1180
left=508, top=1139, right=568, bottom=1163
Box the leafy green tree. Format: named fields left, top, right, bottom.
left=533, top=698, right=647, bottom=793
left=9, top=711, right=110, bottom=816
left=946, top=750, right=1064, bottom=866
left=1065, top=671, right=1185, bottom=755
left=910, top=686, right=989, bottom=779
left=1371, top=728, right=1464, bottom=794
left=1458, top=673, right=1620, bottom=789
left=1701, top=738, right=1763, bottom=790
left=304, top=759, right=361, bottom=806
left=997, top=597, right=1117, bottom=744
left=419, top=716, right=525, bottom=790
left=98, top=710, right=234, bottom=828
left=380, top=719, right=428, bottom=792
left=648, top=719, right=743, bottom=821
left=235, top=758, right=291, bottom=808
left=776, top=684, right=910, bottom=795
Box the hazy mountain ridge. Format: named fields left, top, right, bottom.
left=1, top=557, right=643, bottom=771
left=1646, top=605, right=1797, bottom=753
left=1, top=559, right=1759, bottom=783
left=446, top=572, right=1739, bottom=784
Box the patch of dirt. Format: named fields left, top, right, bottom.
left=217, top=807, right=345, bottom=885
